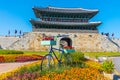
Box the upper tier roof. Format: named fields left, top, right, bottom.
left=33, top=6, right=98, bottom=13
left=33, top=6, right=99, bottom=18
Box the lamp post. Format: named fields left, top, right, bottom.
left=73, top=34, right=77, bottom=50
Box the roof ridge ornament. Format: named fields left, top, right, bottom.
left=47, top=6, right=84, bottom=10
left=45, top=6, right=98, bottom=11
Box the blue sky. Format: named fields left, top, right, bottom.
left=0, top=0, right=120, bottom=37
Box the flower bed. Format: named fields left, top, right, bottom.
left=0, top=54, right=43, bottom=63
left=0, top=57, right=109, bottom=80
left=36, top=68, right=108, bottom=80
left=0, top=51, right=109, bottom=80
left=15, top=56, right=37, bottom=62
left=0, top=61, right=41, bottom=80
left=0, top=56, right=4, bottom=62
left=85, top=60, right=102, bottom=70
left=0, top=64, right=108, bottom=80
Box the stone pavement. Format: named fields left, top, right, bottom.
left=113, top=57, right=120, bottom=74
left=0, top=61, right=35, bottom=75
left=112, top=57, right=120, bottom=80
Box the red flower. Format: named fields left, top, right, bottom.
left=0, top=56, right=5, bottom=62
left=42, top=36, right=54, bottom=40
left=64, top=46, right=74, bottom=49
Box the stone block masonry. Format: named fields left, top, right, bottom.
left=6, top=32, right=120, bottom=52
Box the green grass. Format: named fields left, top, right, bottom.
left=0, top=50, right=48, bottom=55
left=23, top=51, right=60, bottom=56
left=0, top=49, right=61, bottom=57
left=84, top=52, right=120, bottom=58
left=23, top=51, right=48, bottom=55
left=1, top=49, right=120, bottom=58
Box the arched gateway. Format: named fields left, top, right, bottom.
left=60, top=37, right=72, bottom=47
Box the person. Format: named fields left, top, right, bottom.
left=111, top=33, right=114, bottom=39
left=15, top=29, right=17, bottom=37
left=112, top=33, right=114, bottom=37
left=19, top=30, right=22, bottom=38
left=101, top=32, right=104, bottom=35
left=54, top=36, right=57, bottom=41
left=107, top=33, right=109, bottom=37
left=106, top=33, right=109, bottom=37
left=19, top=30, right=21, bottom=35
left=8, top=30, right=10, bottom=37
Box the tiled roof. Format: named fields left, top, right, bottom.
left=30, top=20, right=101, bottom=26
left=33, top=6, right=98, bottom=13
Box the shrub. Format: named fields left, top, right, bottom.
left=101, top=60, right=114, bottom=73
left=69, top=52, right=86, bottom=67
left=71, top=52, right=85, bottom=62
left=0, top=50, right=24, bottom=54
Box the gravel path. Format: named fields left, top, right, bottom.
left=0, top=61, right=36, bottom=75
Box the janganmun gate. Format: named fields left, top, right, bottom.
left=6, top=6, right=120, bottom=52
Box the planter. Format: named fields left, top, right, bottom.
left=84, top=56, right=90, bottom=59
left=98, top=57, right=107, bottom=62
left=41, top=40, right=56, bottom=45
left=93, top=59, right=99, bottom=62
left=103, top=72, right=114, bottom=80
left=64, top=49, right=75, bottom=53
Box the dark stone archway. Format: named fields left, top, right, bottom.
left=60, top=37, right=72, bottom=47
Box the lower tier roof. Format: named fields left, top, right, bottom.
left=32, top=28, right=98, bottom=33
left=30, top=20, right=101, bottom=27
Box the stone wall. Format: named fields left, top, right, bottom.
left=6, top=32, right=120, bottom=52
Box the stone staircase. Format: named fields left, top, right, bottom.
left=111, top=38, right=120, bottom=47
left=7, top=32, right=36, bottom=50
left=0, top=37, right=19, bottom=49
left=108, top=37, right=120, bottom=51
left=101, top=35, right=120, bottom=52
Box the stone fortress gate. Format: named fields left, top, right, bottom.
left=0, top=6, right=120, bottom=52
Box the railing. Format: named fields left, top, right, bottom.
left=107, top=37, right=120, bottom=48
